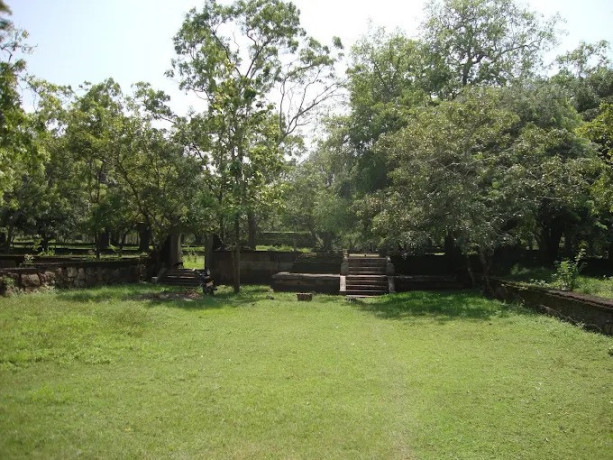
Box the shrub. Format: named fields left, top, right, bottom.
left=552, top=248, right=586, bottom=291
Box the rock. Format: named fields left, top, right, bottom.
left=21, top=273, right=41, bottom=287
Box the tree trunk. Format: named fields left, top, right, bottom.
left=465, top=255, right=476, bottom=287
left=539, top=225, right=563, bottom=265
left=232, top=216, right=241, bottom=293
left=97, top=230, right=110, bottom=250
left=204, top=234, right=214, bottom=270
left=6, top=225, right=14, bottom=253
left=444, top=233, right=461, bottom=271
left=137, top=224, right=151, bottom=253
left=479, top=248, right=494, bottom=297
left=41, top=234, right=51, bottom=252
left=247, top=211, right=257, bottom=250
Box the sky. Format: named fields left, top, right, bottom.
left=7, top=0, right=613, bottom=116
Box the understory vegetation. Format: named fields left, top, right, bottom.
left=1, top=285, right=612, bottom=458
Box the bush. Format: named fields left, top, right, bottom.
left=552, top=249, right=586, bottom=291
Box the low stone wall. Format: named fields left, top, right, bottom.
left=272, top=272, right=340, bottom=294
left=210, top=251, right=301, bottom=285
left=290, top=253, right=343, bottom=274
left=490, top=278, right=613, bottom=335
left=0, top=259, right=146, bottom=296
left=395, top=275, right=466, bottom=291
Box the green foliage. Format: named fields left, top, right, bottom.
left=374, top=87, right=521, bottom=255
left=0, top=8, right=39, bottom=207
left=280, top=149, right=356, bottom=251
left=552, top=248, right=586, bottom=291
left=578, top=101, right=613, bottom=163
left=553, top=40, right=613, bottom=119
left=422, top=0, right=558, bottom=95
left=0, top=274, right=15, bottom=288
left=170, top=0, right=341, bottom=290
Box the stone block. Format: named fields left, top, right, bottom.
left=21, top=273, right=41, bottom=287
left=41, top=271, right=56, bottom=286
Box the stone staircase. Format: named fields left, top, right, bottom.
left=341, top=255, right=393, bottom=297
left=157, top=268, right=201, bottom=287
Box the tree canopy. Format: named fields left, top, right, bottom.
left=1, top=0, right=612, bottom=290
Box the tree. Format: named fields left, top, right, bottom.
left=578, top=101, right=613, bottom=166
left=553, top=40, right=613, bottom=120
left=281, top=147, right=354, bottom=252
left=422, top=0, right=558, bottom=97
left=578, top=102, right=613, bottom=261
left=345, top=28, right=430, bottom=195
left=0, top=5, right=36, bottom=207
left=374, top=88, right=522, bottom=286
left=170, top=0, right=342, bottom=292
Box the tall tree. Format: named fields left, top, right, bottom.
left=0, top=5, right=36, bottom=207
left=553, top=40, right=613, bottom=120
left=422, top=0, right=558, bottom=97
left=374, top=88, right=522, bottom=285
left=169, top=0, right=341, bottom=292
left=345, top=28, right=430, bottom=195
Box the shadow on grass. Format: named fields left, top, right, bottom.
left=53, top=285, right=520, bottom=321
left=54, top=284, right=292, bottom=311
left=54, top=284, right=218, bottom=310
left=137, top=284, right=280, bottom=310
left=353, top=290, right=513, bottom=323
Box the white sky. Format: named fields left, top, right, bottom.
left=8, top=0, right=613, bottom=116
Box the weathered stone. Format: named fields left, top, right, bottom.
left=84, top=268, right=97, bottom=287
left=77, top=268, right=86, bottom=281
left=21, top=273, right=41, bottom=287
left=39, top=271, right=56, bottom=286
left=66, top=267, right=78, bottom=278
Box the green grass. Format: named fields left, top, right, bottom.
left=1, top=286, right=612, bottom=459
left=182, top=254, right=205, bottom=269
left=575, top=275, right=613, bottom=299
left=506, top=266, right=613, bottom=299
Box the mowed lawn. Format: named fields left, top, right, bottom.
left=1, top=285, right=611, bottom=459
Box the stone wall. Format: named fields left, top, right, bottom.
left=0, top=259, right=146, bottom=296
left=490, top=278, right=613, bottom=335
left=272, top=272, right=340, bottom=294
left=210, top=250, right=301, bottom=285
left=290, top=253, right=343, bottom=274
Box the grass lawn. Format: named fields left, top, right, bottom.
left=1, top=285, right=612, bottom=459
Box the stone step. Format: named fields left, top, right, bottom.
left=345, top=289, right=388, bottom=296
left=158, top=269, right=201, bottom=286
left=346, top=274, right=387, bottom=279
left=347, top=259, right=387, bottom=267
left=346, top=285, right=387, bottom=292
left=346, top=279, right=387, bottom=288
left=348, top=267, right=387, bottom=275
